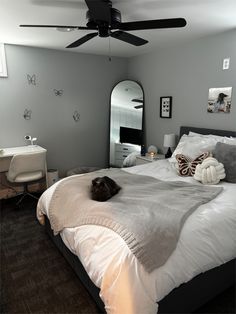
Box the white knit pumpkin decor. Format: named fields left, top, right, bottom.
left=193, top=157, right=225, bottom=185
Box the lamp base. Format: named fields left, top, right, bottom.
left=165, top=147, right=172, bottom=159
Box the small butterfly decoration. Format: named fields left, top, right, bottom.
left=23, top=109, right=32, bottom=120
left=53, top=89, right=63, bottom=96
left=27, top=74, right=36, bottom=85
left=73, top=110, right=80, bottom=122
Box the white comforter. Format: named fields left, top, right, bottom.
left=38, top=160, right=236, bottom=314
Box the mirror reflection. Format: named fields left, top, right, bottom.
left=109, top=80, right=144, bottom=167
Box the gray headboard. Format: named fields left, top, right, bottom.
left=180, top=126, right=236, bottom=138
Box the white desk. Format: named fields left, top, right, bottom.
left=0, top=145, right=47, bottom=172
left=0, top=145, right=48, bottom=199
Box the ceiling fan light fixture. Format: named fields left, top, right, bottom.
left=56, top=27, right=75, bottom=32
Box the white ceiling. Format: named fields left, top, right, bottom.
left=1, top=0, right=236, bottom=58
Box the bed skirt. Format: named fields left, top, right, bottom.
left=45, top=217, right=235, bottom=313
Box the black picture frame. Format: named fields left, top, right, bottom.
left=160, top=96, right=172, bottom=118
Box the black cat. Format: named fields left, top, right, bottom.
left=91, top=176, right=121, bottom=202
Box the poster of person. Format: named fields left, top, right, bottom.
left=207, top=87, right=232, bottom=113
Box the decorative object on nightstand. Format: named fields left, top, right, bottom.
left=147, top=145, right=158, bottom=158
left=163, top=133, right=175, bottom=158
left=141, top=145, right=146, bottom=156
left=136, top=154, right=165, bottom=165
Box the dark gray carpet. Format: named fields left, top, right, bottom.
left=0, top=196, right=100, bottom=314
left=0, top=196, right=235, bottom=314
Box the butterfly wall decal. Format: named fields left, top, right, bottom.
left=73, top=110, right=80, bottom=122
left=23, top=109, right=32, bottom=120
left=53, top=89, right=63, bottom=96
left=27, top=74, right=36, bottom=85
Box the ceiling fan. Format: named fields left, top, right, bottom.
left=20, top=0, right=187, bottom=48
left=132, top=97, right=143, bottom=109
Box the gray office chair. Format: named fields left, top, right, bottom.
left=6, top=151, right=47, bottom=206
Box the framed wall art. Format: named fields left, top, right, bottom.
left=160, top=96, right=172, bottom=118
left=207, top=87, right=232, bottom=113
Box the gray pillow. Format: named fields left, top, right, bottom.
left=214, top=142, right=236, bottom=183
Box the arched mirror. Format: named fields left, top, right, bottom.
left=109, top=80, right=144, bottom=167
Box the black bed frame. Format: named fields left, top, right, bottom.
left=179, top=126, right=236, bottom=139
left=45, top=126, right=236, bottom=313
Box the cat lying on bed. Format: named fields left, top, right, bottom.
left=91, top=176, right=121, bottom=202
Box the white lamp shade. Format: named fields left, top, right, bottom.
left=163, top=134, right=175, bottom=148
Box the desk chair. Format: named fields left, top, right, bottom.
left=6, top=151, right=47, bottom=206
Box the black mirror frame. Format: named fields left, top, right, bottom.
left=108, top=80, right=145, bottom=167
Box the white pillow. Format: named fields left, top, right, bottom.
left=188, top=131, right=202, bottom=136
left=122, top=152, right=139, bottom=167
left=224, top=136, right=236, bottom=145
left=189, top=131, right=236, bottom=145
left=169, top=134, right=218, bottom=164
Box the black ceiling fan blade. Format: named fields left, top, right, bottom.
left=85, top=0, right=111, bottom=22
left=134, top=104, right=143, bottom=109
left=66, top=32, right=98, bottom=48
left=118, top=18, right=187, bottom=31
left=20, top=24, right=90, bottom=30
left=111, top=31, right=148, bottom=46
left=132, top=98, right=143, bottom=103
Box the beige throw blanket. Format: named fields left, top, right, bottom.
left=40, top=168, right=222, bottom=272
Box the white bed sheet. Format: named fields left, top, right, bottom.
left=38, top=160, right=236, bottom=314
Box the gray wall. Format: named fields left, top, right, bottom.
left=127, top=29, right=236, bottom=154
left=1, top=29, right=236, bottom=173
left=0, top=45, right=127, bottom=175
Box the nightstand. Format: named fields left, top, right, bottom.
left=114, top=143, right=140, bottom=167
left=136, top=154, right=165, bottom=165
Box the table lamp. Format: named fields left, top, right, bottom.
left=163, top=134, right=175, bottom=158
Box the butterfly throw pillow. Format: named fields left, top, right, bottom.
left=176, top=152, right=210, bottom=176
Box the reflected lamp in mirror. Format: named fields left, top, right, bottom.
left=163, top=134, right=175, bottom=158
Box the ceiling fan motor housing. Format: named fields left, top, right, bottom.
left=86, top=7, right=121, bottom=37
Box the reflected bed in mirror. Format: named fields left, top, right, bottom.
left=109, top=80, right=144, bottom=167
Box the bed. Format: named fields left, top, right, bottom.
left=37, top=126, right=236, bottom=314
